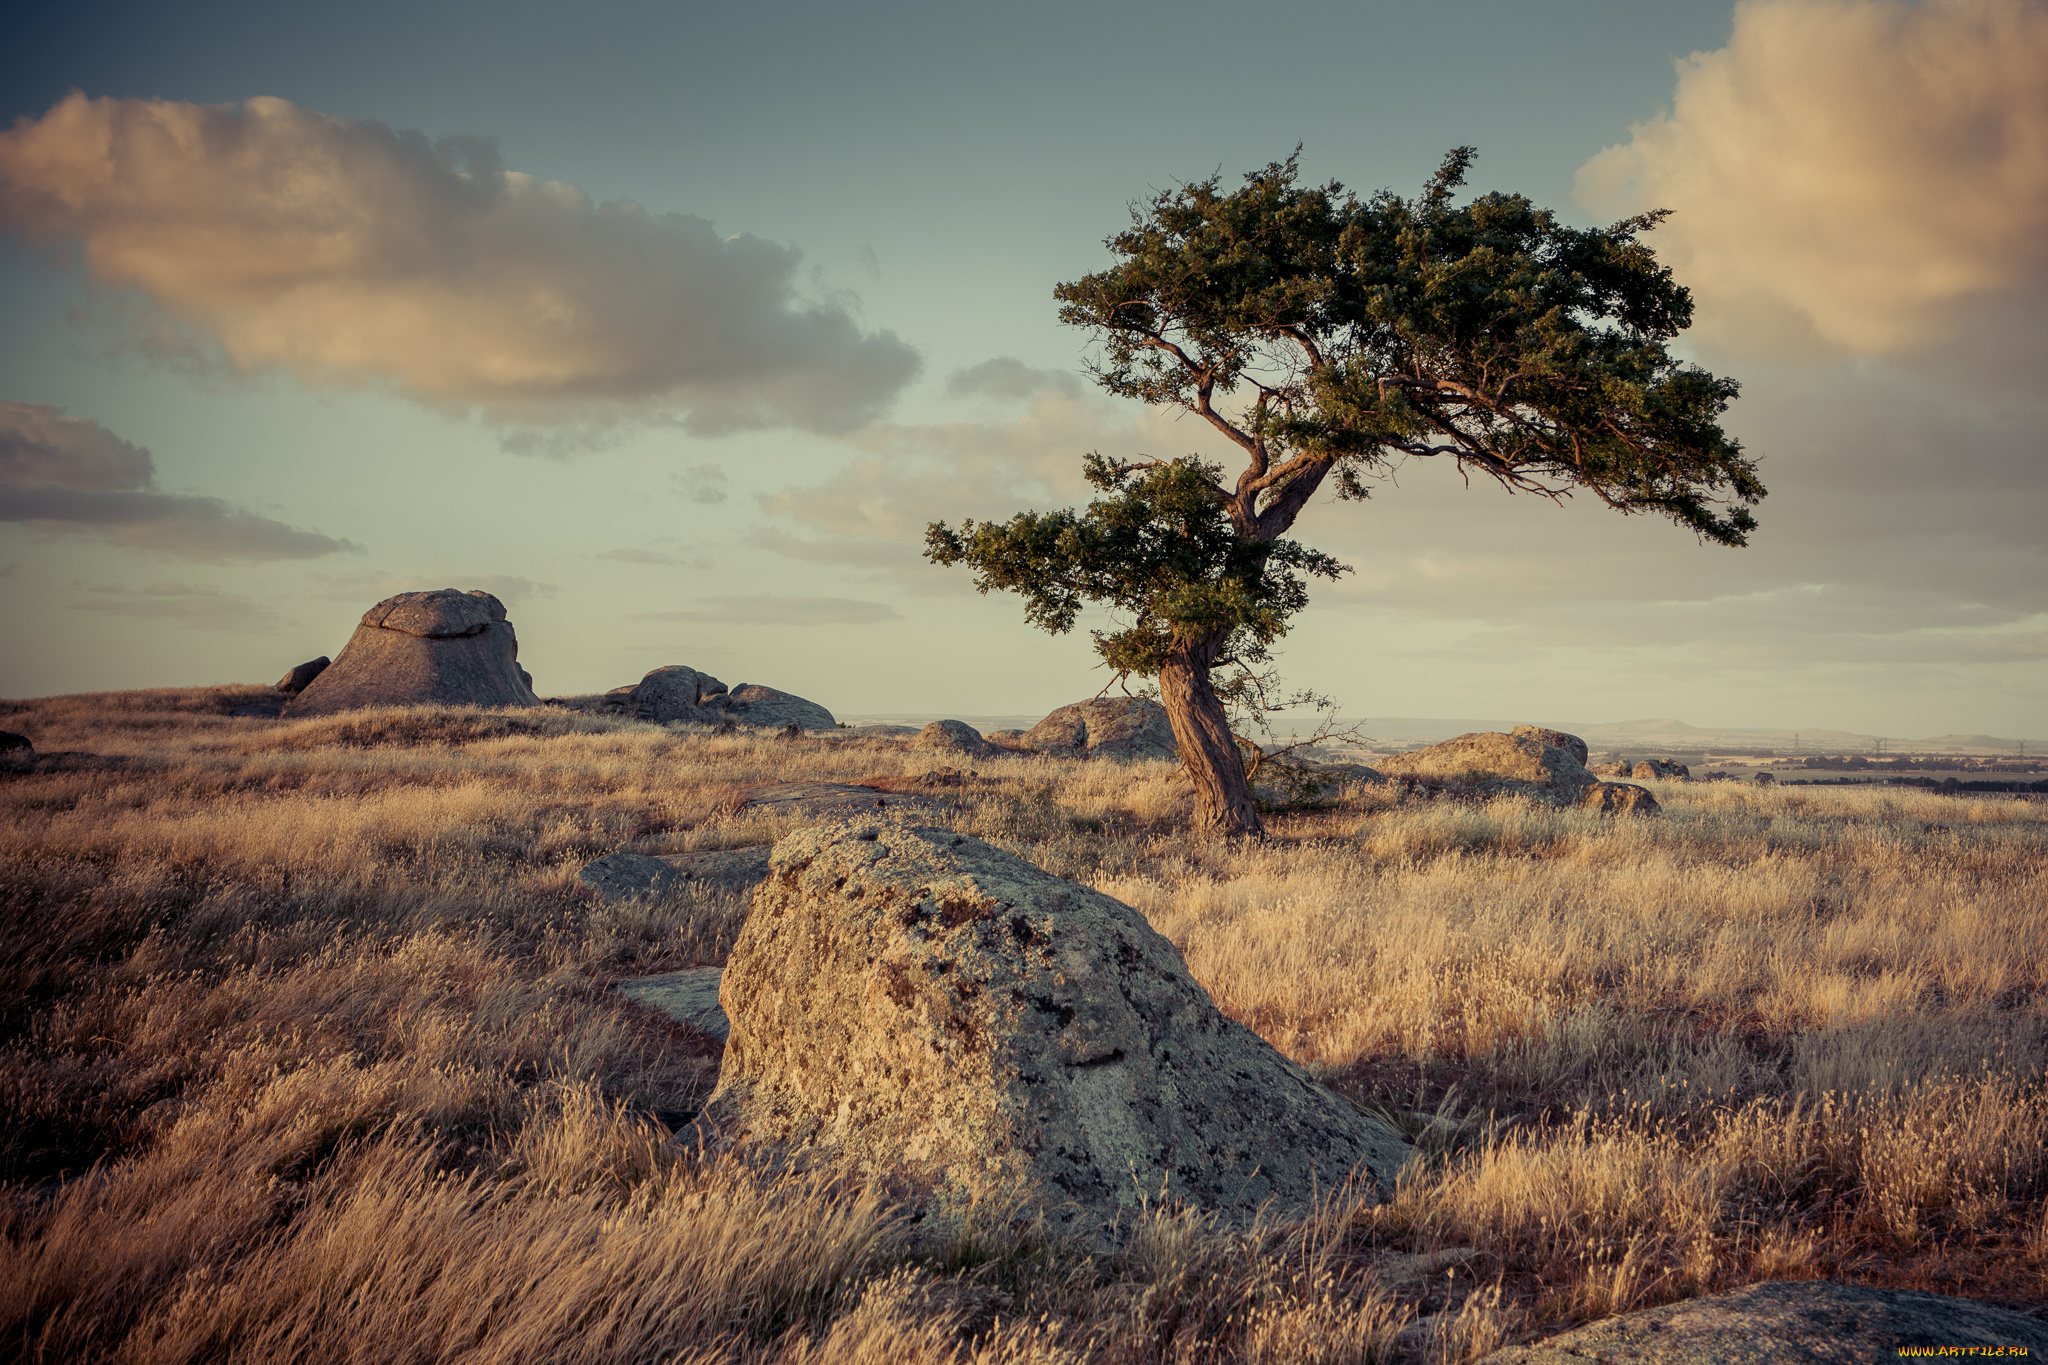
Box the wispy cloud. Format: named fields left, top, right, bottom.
left=71, top=581, right=282, bottom=633
left=671, top=463, right=730, bottom=504
left=628, top=595, right=901, bottom=625
left=309, top=571, right=556, bottom=606
left=593, top=547, right=711, bottom=568
left=0, top=401, right=360, bottom=561
left=0, top=94, right=921, bottom=444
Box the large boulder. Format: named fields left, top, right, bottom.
left=629, top=665, right=729, bottom=723
left=1473, top=1280, right=2048, bottom=1365
left=698, top=821, right=1411, bottom=1244
left=1376, top=730, right=1656, bottom=815
left=1631, top=758, right=1691, bottom=780
left=724, top=683, right=835, bottom=730
left=286, top=590, right=541, bottom=717
left=1020, top=697, right=1178, bottom=762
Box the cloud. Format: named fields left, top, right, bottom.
left=71, top=581, right=281, bottom=632
left=0, top=93, right=921, bottom=440
left=629, top=595, right=901, bottom=625
left=0, top=400, right=361, bottom=560
left=1575, top=0, right=2048, bottom=365
left=944, top=357, right=1081, bottom=403
left=310, top=571, right=556, bottom=606
left=594, top=547, right=711, bottom=567
left=672, top=463, right=730, bottom=504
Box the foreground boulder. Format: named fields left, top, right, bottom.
left=1377, top=730, right=1657, bottom=815
left=288, top=590, right=541, bottom=717
left=698, top=821, right=1410, bottom=1243
left=1473, top=1280, right=2048, bottom=1365
left=1020, top=697, right=1178, bottom=761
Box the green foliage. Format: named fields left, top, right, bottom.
left=925, top=454, right=1345, bottom=677
left=1051, top=147, right=1763, bottom=545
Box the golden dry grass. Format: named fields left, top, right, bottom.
left=1, top=686, right=2043, bottom=1362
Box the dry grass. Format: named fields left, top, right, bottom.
left=1, top=686, right=2043, bottom=1362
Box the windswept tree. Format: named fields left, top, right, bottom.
left=927, top=150, right=1764, bottom=836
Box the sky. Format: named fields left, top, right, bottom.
left=1, top=0, right=2043, bottom=738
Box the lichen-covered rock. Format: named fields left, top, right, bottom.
left=1376, top=731, right=1596, bottom=800
left=1020, top=697, right=1178, bottom=761
left=916, top=719, right=995, bottom=757
left=1632, top=758, right=1691, bottom=780
left=1509, top=724, right=1589, bottom=766
left=698, top=821, right=1411, bottom=1244
left=1579, top=781, right=1662, bottom=816
left=287, top=590, right=541, bottom=717
left=629, top=665, right=730, bottom=724
left=725, top=683, right=836, bottom=730
left=1472, top=1280, right=2048, bottom=1365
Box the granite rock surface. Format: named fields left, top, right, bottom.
left=698, top=820, right=1410, bottom=1243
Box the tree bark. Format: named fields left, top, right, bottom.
left=1158, top=635, right=1264, bottom=837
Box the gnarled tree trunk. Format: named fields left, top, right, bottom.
left=1158, top=634, right=1263, bottom=837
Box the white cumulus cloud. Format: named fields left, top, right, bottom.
left=1575, top=0, right=2048, bottom=365
left=0, top=93, right=921, bottom=440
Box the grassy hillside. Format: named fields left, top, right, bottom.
left=3, top=688, right=2044, bottom=1363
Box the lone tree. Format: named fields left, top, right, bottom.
left=927, top=150, right=1764, bottom=836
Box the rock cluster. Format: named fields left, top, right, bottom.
left=1377, top=729, right=1659, bottom=815
left=1014, top=697, right=1178, bottom=761
left=288, top=590, right=540, bottom=718
left=1590, top=757, right=1691, bottom=780
left=610, top=666, right=837, bottom=730
left=697, top=820, right=1411, bottom=1244
left=1471, top=1279, right=2048, bottom=1365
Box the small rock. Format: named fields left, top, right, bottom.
left=1377, top=732, right=1596, bottom=804
left=1471, top=1280, right=2048, bottom=1365
left=1579, top=781, right=1663, bottom=816
left=1019, top=697, right=1178, bottom=761
left=618, top=966, right=729, bottom=1041
left=275, top=656, right=330, bottom=693
left=916, top=719, right=996, bottom=757
left=578, top=852, right=687, bottom=902
left=0, top=730, right=33, bottom=769
left=629, top=665, right=730, bottom=724
left=1631, top=758, right=1691, bottom=780
left=724, top=683, right=836, bottom=730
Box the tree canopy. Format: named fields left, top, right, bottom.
left=927, top=149, right=1764, bottom=835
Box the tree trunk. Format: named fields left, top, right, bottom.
left=1158, top=637, right=1264, bottom=837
